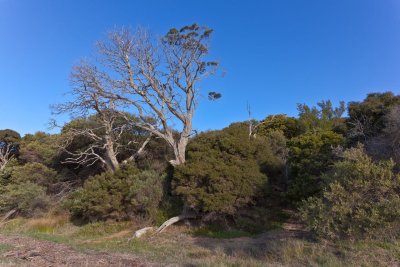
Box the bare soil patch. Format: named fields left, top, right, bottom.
left=0, top=234, right=145, bottom=267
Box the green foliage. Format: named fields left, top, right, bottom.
left=0, top=182, right=50, bottom=217
left=0, top=129, right=21, bottom=160
left=173, top=123, right=278, bottom=215
left=163, top=24, right=215, bottom=61
left=65, top=165, right=164, bottom=222
left=300, top=145, right=400, bottom=240
left=208, top=91, right=222, bottom=101
left=257, top=114, right=301, bottom=139
left=192, top=228, right=254, bottom=238
left=297, top=100, right=346, bottom=133
left=0, top=244, right=13, bottom=254
left=59, top=114, right=154, bottom=176
left=134, top=137, right=174, bottom=172
left=59, top=117, right=109, bottom=175
left=288, top=130, right=344, bottom=199
left=0, top=162, right=55, bottom=217
left=9, top=162, right=58, bottom=188
left=0, top=129, right=21, bottom=143
left=19, top=132, right=60, bottom=166
left=347, top=92, right=400, bottom=142
left=0, top=159, right=18, bottom=185
left=256, top=130, right=290, bottom=192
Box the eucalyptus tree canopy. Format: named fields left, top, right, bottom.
left=69, top=23, right=219, bottom=166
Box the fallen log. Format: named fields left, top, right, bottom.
left=129, top=213, right=197, bottom=240
left=155, top=213, right=197, bottom=233
left=0, top=209, right=17, bottom=226
left=128, top=227, right=155, bottom=240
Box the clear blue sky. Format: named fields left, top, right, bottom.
left=1, top=0, right=400, bottom=135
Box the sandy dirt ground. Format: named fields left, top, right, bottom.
left=0, top=234, right=145, bottom=267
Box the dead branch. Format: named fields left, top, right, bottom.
left=129, top=212, right=198, bottom=240
left=0, top=143, right=15, bottom=171
left=0, top=209, right=17, bottom=227
left=88, top=24, right=218, bottom=165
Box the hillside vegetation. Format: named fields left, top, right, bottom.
left=1, top=24, right=400, bottom=266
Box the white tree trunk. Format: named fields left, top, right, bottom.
left=104, top=128, right=120, bottom=172
left=129, top=213, right=197, bottom=240
left=155, top=213, right=196, bottom=233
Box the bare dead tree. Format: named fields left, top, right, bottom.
left=78, top=24, right=218, bottom=166
left=247, top=103, right=266, bottom=139
left=59, top=119, right=121, bottom=172
left=347, top=113, right=371, bottom=142
left=62, top=24, right=218, bottom=235
left=0, top=129, right=20, bottom=171
left=52, top=64, right=151, bottom=172
left=0, top=143, right=15, bottom=171
left=247, top=103, right=254, bottom=139
left=121, top=132, right=153, bottom=164
left=348, top=105, right=400, bottom=164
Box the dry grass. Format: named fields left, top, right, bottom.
left=0, top=216, right=399, bottom=266
left=24, top=214, right=69, bottom=233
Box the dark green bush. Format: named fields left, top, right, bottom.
left=9, top=162, right=58, bottom=188
left=64, top=165, right=164, bottom=222
left=287, top=130, right=344, bottom=199
left=297, top=100, right=346, bottom=133
left=300, top=145, right=400, bottom=240
left=0, top=182, right=50, bottom=217
left=347, top=92, right=400, bottom=142
left=19, top=132, right=60, bottom=166
left=0, top=159, right=18, bottom=186
left=173, top=123, right=279, bottom=216
left=0, top=162, right=55, bottom=217
left=257, top=114, right=301, bottom=139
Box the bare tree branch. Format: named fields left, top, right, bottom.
left=0, top=143, right=15, bottom=171
left=91, top=24, right=218, bottom=165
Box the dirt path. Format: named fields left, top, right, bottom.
left=0, top=218, right=309, bottom=266
left=0, top=234, right=145, bottom=267
left=191, top=221, right=310, bottom=253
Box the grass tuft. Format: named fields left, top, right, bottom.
left=192, top=228, right=254, bottom=239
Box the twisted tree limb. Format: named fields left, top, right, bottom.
left=0, top=209, right=17, bottom=227
left=129, top=212, right=197, bottom=240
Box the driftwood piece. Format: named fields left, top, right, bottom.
left=129, top=227, right=156, bottom=241
left=155, top=213, right=197, bottom=233
left=0, top=209, right=17, bottom=226
left=129, top=213, right=197, bottom=240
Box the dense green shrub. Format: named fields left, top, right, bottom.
left=0, top=162, right=55, bottom=217
left=300, top=145, right=400, bottom=240
left=347, top=92, right=400, bottom=142
left=173, top=123, right=280, bottom=216
left=0, top=159, right=18, bottom=186
left=297, top=100, right=346, bottom=133
left=9, top=162, right=58, bottom=188
left=64, top=165, right=164, bottom=222
left=257, top=114, right=301, bottom=139
left=19, top=132, right=60, bottom=166
left=0, top=182, right=50, bottom=217
left=287, top=130, right=344, bottom=199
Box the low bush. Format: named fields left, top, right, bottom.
left=287, top=130, right=344, bottom=200
left=19, top=132, right=60, bottom=166
left=64, top=165, right=165, bottom=222
left=0, top=182, right=50, bottom=217
left=300, top=145, right=400, bottom=240
left=173, top=123, right=279, bottom=216
left=9, top=162, right=58, bottom=188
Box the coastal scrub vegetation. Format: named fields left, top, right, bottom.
left=1, top=24, right=400, bottom=266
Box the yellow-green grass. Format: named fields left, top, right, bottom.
left=0, top=216, right=399, bottom=266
